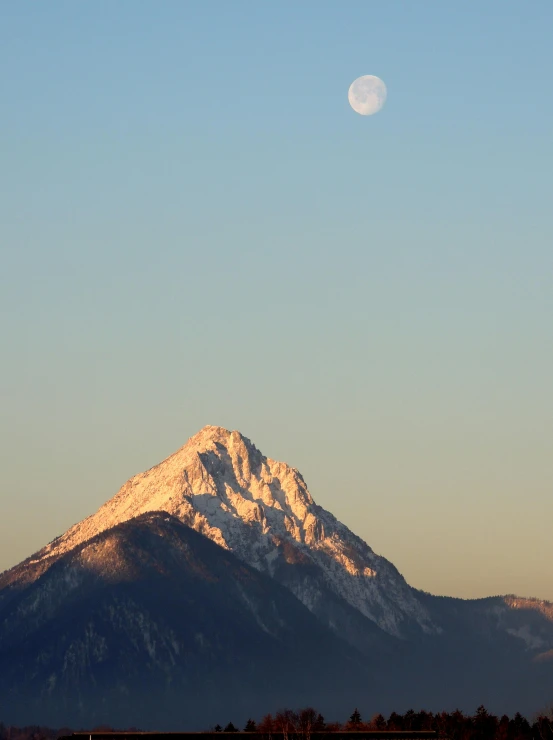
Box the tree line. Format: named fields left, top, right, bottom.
left=0, top=705, right=551, bottom=740
left=213, top=705, right=553, bottom=740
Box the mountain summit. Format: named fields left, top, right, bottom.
left=22, top=425, right=435, bottom=639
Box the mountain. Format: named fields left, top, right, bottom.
left=0, top=513, right=374, bottom=728
left=3, top=426, right=435, bottom=644
left=1, top=425, right=552, bottom=725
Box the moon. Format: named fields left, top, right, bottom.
left=348, top=75, right=387, bottom=116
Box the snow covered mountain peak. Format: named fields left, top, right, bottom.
left=31, top=425, right=436, bottom=638
left=142, top=424, right=316, bottom=539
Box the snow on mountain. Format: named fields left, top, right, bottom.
left=32, top=425, right=435, bottom=638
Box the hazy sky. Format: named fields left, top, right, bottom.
left=1, top=1, right=552, bottom=602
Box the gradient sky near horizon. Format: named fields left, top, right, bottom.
left=1, top=1, right=552, bottom=601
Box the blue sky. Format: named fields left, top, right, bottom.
left=1, top=1, right=552, bottom=600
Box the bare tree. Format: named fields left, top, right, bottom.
left=275, top=709, right=298, bottom=740
left=297, top=708, right=324, bottom=740
left=536, top=704, right=553, bottom=740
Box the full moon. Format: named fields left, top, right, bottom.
left=348, top=75, right=387, bottom=116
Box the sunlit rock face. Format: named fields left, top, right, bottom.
left=12, top=425, right=435, bottom=639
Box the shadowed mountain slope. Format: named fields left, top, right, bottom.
left=0, top=513, right=377, bottom=728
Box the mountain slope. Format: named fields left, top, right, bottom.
left=0, top=512, right=374, bottom=728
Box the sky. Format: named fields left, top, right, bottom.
left=1, top=1, right=552, bottom=602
